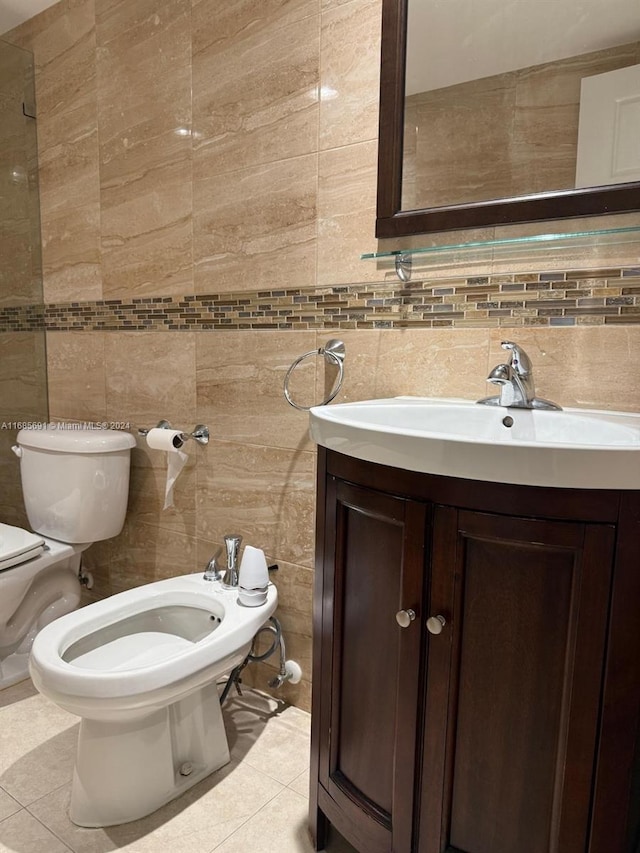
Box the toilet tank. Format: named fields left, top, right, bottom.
left=15, top=427, right=137, bottom=544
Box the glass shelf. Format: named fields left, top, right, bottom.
left=361, top=225, right=640, bottom=279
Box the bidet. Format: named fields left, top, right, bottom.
left=29, top=573, right=278, bottom=826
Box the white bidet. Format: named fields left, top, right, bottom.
left=29, top=573, right=278, bottom=827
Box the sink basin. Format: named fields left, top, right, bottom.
left=309, top=397, right=640, bottom=489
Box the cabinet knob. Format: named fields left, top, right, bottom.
left=396, top=608, right=416, bottom=628
left=426, top=615, right=446, bottom=635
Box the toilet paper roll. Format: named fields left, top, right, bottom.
left=145, top=428, right=189, bottom=510
left=146, top=428, right=185, bottom=451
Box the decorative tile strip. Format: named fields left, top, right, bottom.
left=2, top=268, right=640, bottom=333
left=0, top=303, right=45, bottom=332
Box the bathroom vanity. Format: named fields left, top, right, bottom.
left=308, top=400, right=640, bottom=853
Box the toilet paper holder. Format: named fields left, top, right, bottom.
left=138, top=420, right=210, bottom=446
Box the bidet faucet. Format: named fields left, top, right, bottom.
left=222, top=534, right=243, bottom=588
left=477, top=341, right=562, bottom=410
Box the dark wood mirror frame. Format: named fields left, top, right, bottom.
left=376, top=0, right=640, bottom=239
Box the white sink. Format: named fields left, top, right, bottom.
left=309, top=397, right=640, bottom=489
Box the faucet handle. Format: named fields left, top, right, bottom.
left=203, top=545, right=223, bottom=582
left=501, top=341, right=532, bottom=376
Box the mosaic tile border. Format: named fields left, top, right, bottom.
left=0, top=303, right=45, bottom=332
left=2, top=267, right=640, bottom=333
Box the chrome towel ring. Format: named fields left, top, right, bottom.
left=284, top=339, right=346, bottom=411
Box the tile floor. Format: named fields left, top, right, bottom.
left=0, top=680, right=356, bottom=853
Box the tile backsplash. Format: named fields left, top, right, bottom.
left=3, top=266, right=640, bottom=333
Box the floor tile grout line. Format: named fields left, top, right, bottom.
left=0, top=805, right=25, bottom=826
left=24, top=781, right=78, bottom=853
left=207, top=782, right=295, bottom=853
left=0, top=802, right=74, bottom=852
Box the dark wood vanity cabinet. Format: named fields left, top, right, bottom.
left=310, top=448, right=640, bottom=853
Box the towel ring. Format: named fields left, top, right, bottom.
left=284, top=339, right=345, bottom=411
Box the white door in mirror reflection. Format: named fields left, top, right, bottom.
left=576, top=63, right=640, bottom=188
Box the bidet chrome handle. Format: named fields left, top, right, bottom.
left=203, top=545, right=223, bottom=582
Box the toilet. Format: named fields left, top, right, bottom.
left=0, top=427, right=136, bottom=689
left=29, top=574, right=278, bottom=827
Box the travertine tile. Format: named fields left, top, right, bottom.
left=317, top=140, right=379, bottom=286
left=193, top=155, right=318, bottom=294
left=196, top=331, right=316, bottom=451
left=0, top=790, right=21, bottom=823
left=46, top=331, right=106, bottom=422
left=0, top=685, right=77, bottom=806
left=108, top=518, right=197, bottom=592
left=36, top=106, right=100, bottom=216
left=0, top=809, right=72, bottom=853
left=288, top=768, right=310, bottom=798
left=315, top=328, right=490, bottom=404
left=0, top=332, right=48, bottom=420
left=373, top=328, right=491, bottom=400
left=28, top=759, right=283, bottom=853
left=96, top=0, right=193, bottom=298
left=211, top=786, right=314, bottom=853
left=192, top=0, right=317, bottom=56
left=0, top=46, right=41, bottom=309
left=41, top=205, right=103, bottom=304
left=104, top=331, right=196, bottom=427
left=223, top=692, right=310, bottom=785
left=8, top=0, right=102, bottom=304
left=193, top=1, right=319, bottom=176
left=196, top=440, right=316, bottom=569
left=319, top=0, right=381, bottom=150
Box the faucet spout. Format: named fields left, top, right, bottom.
left=478, top=341, right=562, bottom=410
left=222, top=534, right=243, bottom=588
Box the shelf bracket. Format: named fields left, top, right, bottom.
left=395, top=252, right=412, bottom=282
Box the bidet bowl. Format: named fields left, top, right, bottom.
left=29, top=573, right=278, bottom=721
left=309, top=396, right=640, bottom=489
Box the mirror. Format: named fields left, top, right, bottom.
left=377, top=0, right=640, bottom=238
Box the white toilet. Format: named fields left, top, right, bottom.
left=29, top=574, right=278, bottom=827
left=0, top=426, right=136, bottom=689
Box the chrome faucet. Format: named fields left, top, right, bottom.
left=222, top=534, right=243, bottom=588
left=477, top=341, right=562, bottom=410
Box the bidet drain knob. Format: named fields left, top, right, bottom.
left=179, top=762, right=193, bottom=776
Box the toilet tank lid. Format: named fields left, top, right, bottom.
left=17, top=426, right=136, bottom=453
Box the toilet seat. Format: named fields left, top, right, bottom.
left=0, top=523, right=45, bottom=570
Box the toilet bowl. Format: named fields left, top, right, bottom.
left=29, top=572, right=278, bottom=827
left=0, top=427, right=136, bottom=689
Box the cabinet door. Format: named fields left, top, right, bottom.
left=419, top=507, right=615, bottom=853
left=318, top=478, right=427, bottom=853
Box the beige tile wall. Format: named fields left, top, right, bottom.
left=5, top=0, right=640, bottom=711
